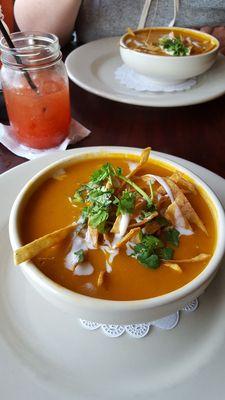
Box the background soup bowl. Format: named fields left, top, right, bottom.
left=120, top=27, right=219, bottom=84
left=9, top=147, right=225, bottom=324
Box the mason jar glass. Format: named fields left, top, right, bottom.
left=0, top=32, right=71, bottom=149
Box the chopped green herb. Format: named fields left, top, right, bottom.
left=72, top=191, right=83, bottom=203
left=118, top=174, right=152, bottom=207
left=88, top=187, right=114, bottom=231
left=159, top=247, right=174, bottom=260
left=146, top=202, right=157, bottom=212
left=140, top=209, right=157, bottom=220
left=131, top=233, right=176, bottom=269
left=89, top=208, right=109, bottom=232
left=141, top=234, right=164, bottom=250
left=155, top=216, right=169, bottom=227
left=72, top=182, right=115, bottom=233
left=91, top=163, right=115, bottom=184
left=116, top=167, right=123, bottom=175
left=137, top=253, right=160, bottom=269
left=88, top=187, right=114, bottom=207
left=132, top=234, right=164, bottom=269
left=138, top=229, right=143, bottom=242
left=74, top=249, right=85, bottom=263
left=81, top=206, right=89, bottom=223
left=70, top=186, right=86, bottom=203
left=164, top=228, right=180, bottom=247
left=70, top=181, right=98, bottom=204
left=159, top=35, right=190, bottom=56
left=117, top=190, right=136, bottom=215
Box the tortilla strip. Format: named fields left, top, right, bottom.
left=114, top=227, right=141, bottom=249
left=103, top=233, right=111, bottom=242
left=14, top=223, right=76, bottom=265
left=126, top=147, right=151, bottom=179
left=163, top=262, right=182, bottom=273
left=163, top=253, right=210, bottom=263
left=157, top=186, right=166, bottom=196
left=127, top=27, right=135, bottom=37
left=176, top=192, right=207, bottom=234
left=135, top=175, right=175, bottom=206
left=165, top=201, right=193, bottom=233
left=88, top=225, right=99, bottom=248
left=157, top=194, right=171, bottom=210
left=166, top=178, right=207, bottom=234
left=97, top=271, right=106, bottom=287
left=131, top=231, right=142, bottom=244
left=105, top=180, right=113, bottom=190
left=132, top=197, right=147, bottom=216
left=169, top=172, right=197, bottom=194
left=111, top=215, right=122, bottom=234
left=143, top=220, right=161, bottom=234
left=129, top=211, right=158, bottom=228
left=132, top=176, right=149, bottom=190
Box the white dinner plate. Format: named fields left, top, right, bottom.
left=1, top=147, right=225, bottom=399
left=65, top=37, right=225, bottom=107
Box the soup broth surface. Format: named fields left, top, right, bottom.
left=125, top=28, right=217, bottom=56
left=21, top=155, right=216, bottom=301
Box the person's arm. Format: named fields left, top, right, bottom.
left=14, top=0, right=81, bottom=45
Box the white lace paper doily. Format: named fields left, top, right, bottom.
left=115, top=64, right=197, bottom=93
left=0, top=119, right=90, bottom=160
left=79, top=298, right=198, bottom=339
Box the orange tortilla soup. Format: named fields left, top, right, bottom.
left=124, top=27, right=217, bottom=57
left=20, top=152, right=217, bottom=301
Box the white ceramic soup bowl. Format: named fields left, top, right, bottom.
left=120, top=27, right=219, bottom=84
left=9, top=147, right=225, bottom=324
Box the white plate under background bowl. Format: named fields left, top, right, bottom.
left=1, top=149, right=225, bottom=399
left=65, top=37, right=225, bottom=107
left=9, top=147, right=225, bottom=324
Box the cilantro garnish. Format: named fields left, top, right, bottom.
left=70, top=167, right=117, bottom=233
left=70, top=185, right=87, bottom=203
left=138, top=253, right=160, bottom=269
left=163, top=228, right=180, bottom=247
left=88, top=207, right=109, bottom=232
left=140, top=208, right=156, bottom=220
left=87, top=186, right=114, bottom=231
left=132, top=235, right=163, bottom=269
left=118, top=174, right=152, bottom=207
left=88, top=187, right=114, bottom=207
left=141, top=235, right=164, bottom=251
left=158, top=247, right=174, bottom=260
left=70, top=182, right=98, bottom=204
left=132, top=234, right=174, bottom=269
left=117, top=190, right=136, bottom=215
left=155, top=216, right=169, bottom=227
left=81, top=206, right=89, bottom=223
left=74, top=249, right=85, bottom=263
left=71, top=191, right=83, bottom=203
left=159, top=36, right=190, bottom=56
left=91, top=163, right=115, bottom=184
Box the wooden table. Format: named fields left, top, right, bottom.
left=1, top=73, right=225, bottom=178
